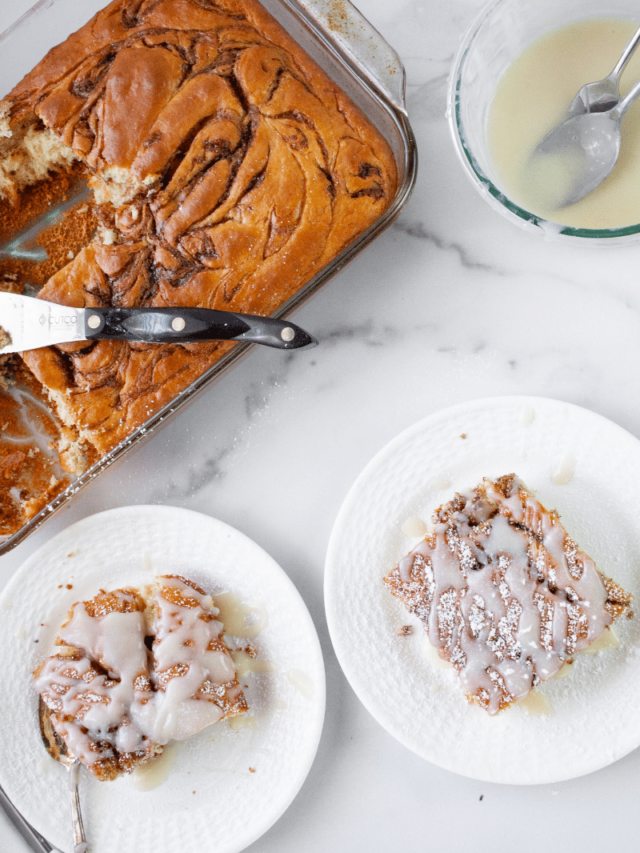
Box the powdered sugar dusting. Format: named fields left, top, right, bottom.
left=385, top=476, right=631, bottom=714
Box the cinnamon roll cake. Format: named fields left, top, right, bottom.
left=0, top=0, right=397, bottom=512
left=34, top=576, right=248, bottom=780
left=384, top=475, right=632, bottom=715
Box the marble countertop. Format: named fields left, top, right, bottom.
left=3, top=0, right=640, bottom=851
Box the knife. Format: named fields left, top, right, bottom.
left=0, top=292, right=317, bottom=353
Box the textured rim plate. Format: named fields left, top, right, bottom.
left=325, top=396, right=640, bottom=785
left=0, top=506, right=325, bottom=852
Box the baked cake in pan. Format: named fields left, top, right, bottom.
left=384, top=475, right=632, bottom=715
left=0, top=0, right=397, bottom=529
left=34, top=575, right=248, bottom=780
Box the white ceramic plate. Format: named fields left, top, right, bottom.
left=325, top=396, right=640, bottom=784
left=0, top=506, right=325, bottom=852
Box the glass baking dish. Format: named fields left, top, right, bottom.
left=0, top=0, right=417, bottom=555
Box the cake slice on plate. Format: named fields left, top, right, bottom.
left=34, top=576, right=248, bottom=779
left=384, top=474, right=632, bottom=715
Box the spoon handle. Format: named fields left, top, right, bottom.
left=0, top=783, right=54, bottom=852
left=611, top=25, right=640, bottom=78
left=68, top=761, right=88, bottom=853
left=616, top=76, right=640, bottom=118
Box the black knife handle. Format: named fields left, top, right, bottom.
left=84, top=308, right=316, bottom=350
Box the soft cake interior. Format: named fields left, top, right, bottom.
left=0, top=109, right=78, bottom=205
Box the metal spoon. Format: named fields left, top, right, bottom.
left=566, top=24, right=640, bottom=116
left=531, top=76, right=640, bottom=207
left=38, top=698, right=89, bottom=853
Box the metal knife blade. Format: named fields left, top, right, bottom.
left=0, top=292, right=86, bottom=352
left=0, top=293, right=317, bottom=352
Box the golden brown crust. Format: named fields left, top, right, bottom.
left=7, top=0, right=397, bottom=454
left=602, top=575, right=634, bottom=620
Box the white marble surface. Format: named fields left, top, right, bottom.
left=3, top=0, right=640, bottom=851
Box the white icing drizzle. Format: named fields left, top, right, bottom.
left=132, top=742, right=178, bottom=791
left=212, top=592, right=268, bottom=639
left=582, top=625, right=619, bottom=654
left=421, top=634, right=453, bottom=669
left=401, top=517, right=428, bottom=539
left=287, top=668, right=315, bottom=700
left=34, top=577, right=247, bottom=778
left=552, top=454, right=576, bottom=486
left=228, top=714, right=258, bottom=731
left=517, top=689, right=553, bottom=716
left=231, top=649, right=275, bottom=679
left=521, top=407, right=535, bottom=427
left=385, top=476, right=627, bottom=715
left=432, top=479, right=451, bottom=491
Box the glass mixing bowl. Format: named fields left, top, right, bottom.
left=447, top=0, right=640, bottom=243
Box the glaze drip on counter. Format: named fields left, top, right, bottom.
left=384, top=475, right=632, bottom=715
left=34, top=575, right=248, bottom=780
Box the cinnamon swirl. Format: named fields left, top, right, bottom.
left=0, top=0, right=397, bottom=461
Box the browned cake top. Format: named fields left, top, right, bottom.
left=5, top=0, right=397, bottom=453
left=384, top=475, right=632, bottom=715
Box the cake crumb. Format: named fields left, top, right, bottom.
left=0, top=326, right=12, bottom=351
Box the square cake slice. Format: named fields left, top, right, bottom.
left=384, top=474, right=632, bottom=715
left=34, top=576, right=248, bottom=780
